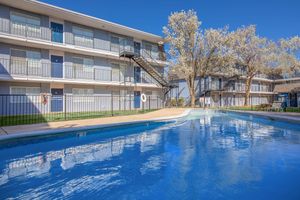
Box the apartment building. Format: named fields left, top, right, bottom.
left=170, top=74, right=300, bottom=107
left=0, top=0, right=168, bottom=115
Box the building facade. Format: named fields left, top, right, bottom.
left=170, top=75, right=300, bottom=108
left=0, top=0, right=168, bottom=115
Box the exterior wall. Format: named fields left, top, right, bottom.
left=170, top=76, right=274, bottom=107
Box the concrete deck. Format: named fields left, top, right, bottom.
left=0, top=108, right=189, bottom=139
left=226, top=110, right=300, bottom=123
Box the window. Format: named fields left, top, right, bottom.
left=111, top=36, right=120, bottom=52
left=10, top=86, right=40, bottom=103
left=144, top=43, right=152, bottom=58
left=27, top=50, right=41, bottom=68
left=73, top=57, right=93, bottom=73
left=11, top=11, right=41, bottom=38
left=73, top=26, right=93, bottom=47
left=72, top=88, right=94, bottom=102
left=111, top=63, right=120, bottom=81
left=232, top=81, right=236, bottom=91
left=72, top=88, right=94, bottom=95
left=10, top=49, right=41, bottom=74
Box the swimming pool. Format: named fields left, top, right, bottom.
left=0, top=110, right=300, bottom=199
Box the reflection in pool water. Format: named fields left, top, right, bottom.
left=0, top=110, right=300, bottom=199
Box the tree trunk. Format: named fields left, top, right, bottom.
left=190, top=92, right=196, bottom=107
left=187, top=76, right=196, bottom=107
left=244, top=76, right=253, bottom=106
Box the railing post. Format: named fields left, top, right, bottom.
left=157, top=96, right=158, bottom=109
left=149, top=96, right=151, bottom=110
left=26, top=60, right=28, bottom=76
left=93, top=68, right=96, bottom=80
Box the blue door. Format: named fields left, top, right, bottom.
left=134, top=67, right=141, bottom=83
left=51, top=22, right=63, bottom=43
left=134, top=91, right=141, bottom=108
left=51, top=55, right=63, bottom=78
left=51, top=89, right=63, bottom=112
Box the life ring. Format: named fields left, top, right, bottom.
left=41, top=94, right=48, bottom=105
left=141, top=93, right=147, bottom=102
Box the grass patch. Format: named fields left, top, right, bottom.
left=0, top=109, right=158, bottom=126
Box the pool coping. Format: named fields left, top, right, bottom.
left=0, top=109, right=192, bottom=141
left=222, top=110, right=300, bottom=124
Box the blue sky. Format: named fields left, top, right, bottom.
left=41, top=0, right=299, bottom=41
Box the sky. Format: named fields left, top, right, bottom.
left=40, top=0, right=300, bottom=41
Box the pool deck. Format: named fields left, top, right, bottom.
left=226, top=110, right=300, bottom=123
left=0, top=108, right=190, bottom=140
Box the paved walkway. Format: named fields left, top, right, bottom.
left=227, top=110, right=300, bottom=123
left=0, top=108, right=188, bottom=137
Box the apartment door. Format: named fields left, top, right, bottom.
left=51, top=55, right=63, bottom=78
left=134, top=66, right=141, bottom=83
left=51, top=22, right=63, bottom=43
left=51, top=88, right=64, bottom=112
left=134, top=91, right=141, bottom=108
left=134, top=42, right=141, bottom=56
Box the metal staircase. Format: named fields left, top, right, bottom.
left=119, top=48, right=176, bottom=90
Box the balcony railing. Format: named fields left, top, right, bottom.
left=0, top=20, right=167, bottom=62
left=0, top=58, right=159, bottom=85
left=7, top=21, right=51, bottom=40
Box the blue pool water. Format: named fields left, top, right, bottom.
left=0, top=110, right=300, bottom=199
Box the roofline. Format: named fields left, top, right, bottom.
left=0, top=0, right=165, bottom=44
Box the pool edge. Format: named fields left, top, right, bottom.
left=0, top=109, right=192, bottom=141
left=222, top=109, right=300, bottom=124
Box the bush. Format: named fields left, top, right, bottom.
left=170, top=97, right=185, bottom=107
left=178, top=97, right=185, bottom=107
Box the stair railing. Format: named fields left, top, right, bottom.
left=140, top=49, right=170, bottom=84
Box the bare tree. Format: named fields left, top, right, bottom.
left=228, top=25, right=274, bottom=106
left=274, top=36, right=300, bottom=76
left=164, top=10, right=234, bottom=107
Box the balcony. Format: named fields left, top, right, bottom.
left=0, top=58, right=158, bottom=85
left=0, top=21, right=51, bottom=41
left=1, top=21, right=167, bottom=63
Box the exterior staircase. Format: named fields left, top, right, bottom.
left=119, top=49, right=176, bottom=91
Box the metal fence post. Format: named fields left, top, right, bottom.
left=64, top=94, right=67, bottom=120
left=111, top=92, right=114, bottom=116
left=149, top=96, right=151, bottom=110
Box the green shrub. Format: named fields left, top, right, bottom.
left=170, top=97, right=185, bottom=107
left=177, top=97, right=185, bottom=107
